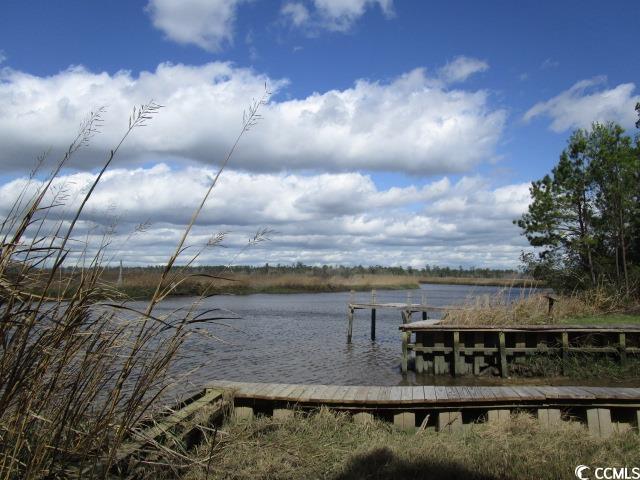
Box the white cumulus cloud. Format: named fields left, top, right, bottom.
left=281, top=2, right=311, bottom=26
left=524, top=77, right=640, bottom=132
left=146, top=0, right=248, bottom=51
left=0, top=62, right=506, bottom=175
left=0, top=165, right=530, bottom=267
left=281, top=0, right=394, bottom=32
left=438, top=56, right=489, bottom=84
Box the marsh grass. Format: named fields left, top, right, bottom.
left=136, top=408, right=640, bottom=480
left=105, top=271, right=421, bottom=297
left=441, top=287, right=638, bottom=326
left=105, top=272, right=534, bottom=298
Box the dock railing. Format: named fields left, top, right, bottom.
left=399, top=322, right=640, bottom=377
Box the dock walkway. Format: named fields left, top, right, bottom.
left=209, top=380, right=640, bottom=436
left=347, top=289, right=449, bottom=342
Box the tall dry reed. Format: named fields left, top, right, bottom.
left=0, top=91, right=268, bottom=478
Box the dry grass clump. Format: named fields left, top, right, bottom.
left=0, top=105, right=186, bottom=479
left=138, top=409, right=640, bottom=480
left=440, top=287, right=636, bottom=326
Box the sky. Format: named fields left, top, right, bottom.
left=0, top=0, right=638, bottom=269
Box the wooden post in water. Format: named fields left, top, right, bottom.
left=405, top=292, right=413, bottom=324
left=415, top=332, right=424, bottom=373
left=371, top=289, right=377, bottom=341
left=421, top=293, right=427, bottom=320
left=401, top=331, right=410, bottom=373
left=347, top=290, right=355, bottom=344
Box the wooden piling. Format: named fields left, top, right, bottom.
left=537, top=408, right=561, bottom=427
left=401, top=331, right=410, bottom=373
left=515, top=332, right=526, bottom=364
left=393, top=412, right=415, bottom=431
left=273, top=408, right=294, bottom=420
left=498, top=331, right=508, bottom=377
left=421, top=293, right=427, bottom=320
left=233, top=406, right=254, bottom=421
left=434, top=331, right=445, bottom=374
left=487, top=409, right=510, bottom=423
left=347, top=307, right=354, bottom=344
left=452, top=331, right=461, bottom=376
left=587, top=408, right=613, bottom=438
left=561, top=332, right=569, bottom=374
left=437, top=411, right=462, bottom=433
left=619, top=332, right=627, bottom=365
left=371, top=289, right=377, bottom=341
left=473, top=332, right=484, bottom=375
left=354, top=412, right=374, bottom=424
left=415, top=332, right=424, bottom=373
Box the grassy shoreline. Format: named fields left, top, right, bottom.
left=105, top=272, right=537, bottom=299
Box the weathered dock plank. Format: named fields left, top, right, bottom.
left=207, top=382, right=640, bottom=410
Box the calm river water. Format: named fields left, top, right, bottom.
left=129, top=283, right=535, bottom=388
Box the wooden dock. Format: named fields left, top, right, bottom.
left=347, top=289, right=451, bottom=342
left=399, top=322, right=640, bottom=377
left=209, top=380, right=640, bottom=436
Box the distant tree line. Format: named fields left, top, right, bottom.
left=516, top=110, right=640, bottom=295
left=96, top=262, right=521, bottom=279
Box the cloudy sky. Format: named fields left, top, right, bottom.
left=0, top=1, right=638, bottom=268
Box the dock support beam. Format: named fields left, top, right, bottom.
left=587, top=408, right=613, bottom=438
left=370, top=290, right=377, bottom=341
left=537, top=408, right=561, bottom=427
left=347, top=307, right=354, bottom=344
left=233, top=406, right=254, bottom=421
left=354, top=412, right=374, bottom=424
left=562, top=332, right=569, bottom=374
left=452, top=331, right=460, bottom=376
left=273, top=409, right=294, bottom=420
left=438, top=411, right=462, bottom=433
left=415, top=332, right=424, bottom=373
left=498, top=331, right=508, bottom=378
left=487, top=409, right=510, bottom=423
left=401, top=331, right=410, bottom=373
left=393, top=412, right=415, bottom=431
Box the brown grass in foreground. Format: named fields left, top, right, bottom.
left=134, top=409, right=640, bottom=480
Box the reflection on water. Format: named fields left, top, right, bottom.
left=126, top=283, right=551, bottom=388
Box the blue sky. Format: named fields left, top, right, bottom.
left=0, top=1, right=638, bottom=268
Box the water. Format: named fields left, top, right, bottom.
left=128, top=283, right=535, bottom=387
